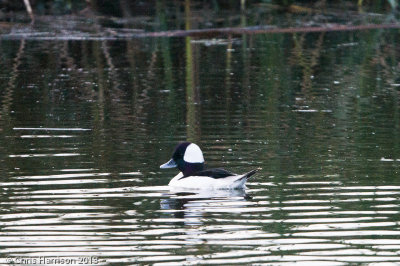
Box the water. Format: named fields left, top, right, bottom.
left=1, top=21, right=400, bottom=265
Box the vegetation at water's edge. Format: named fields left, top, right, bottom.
left=0, top=0, right=398, bottom=22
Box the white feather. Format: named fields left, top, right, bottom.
left=168, top=172, right=247, bottom=189
left=183, top=143, right=204, bottom=163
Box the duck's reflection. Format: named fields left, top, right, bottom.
left=160, top=188, right=251, bottom=225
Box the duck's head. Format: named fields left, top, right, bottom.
left=160, top=142, right=205, bottom=176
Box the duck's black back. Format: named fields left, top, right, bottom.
left=188, top=168, right=236, bottom=179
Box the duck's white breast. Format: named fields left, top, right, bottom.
left=168, top=172, right=247, bottom=189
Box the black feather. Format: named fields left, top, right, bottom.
left=181, top=168, right=235, bottom=179
left=179, top=168, right=259, bottom=180
left=242, top=169, right=258, bottom=179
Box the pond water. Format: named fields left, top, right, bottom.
left=1, top=21, right=400, bottom=265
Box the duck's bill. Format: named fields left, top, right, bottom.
left=160, top=159, right=177, bottom=169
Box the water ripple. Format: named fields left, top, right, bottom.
left=3, top=172, right=400, bottom=263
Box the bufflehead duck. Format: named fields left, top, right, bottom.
left=160, top=142, right=258, bottom=189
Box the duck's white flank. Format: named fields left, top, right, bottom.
left=168, top=172, right=248, bottom=189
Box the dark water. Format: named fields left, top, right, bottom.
left=1, top=27, right=400, bottom=264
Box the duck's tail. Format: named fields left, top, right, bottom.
left=243, top=169, right=257, bottom=179
left=232, top=168, right=260, bottom=188
left=242, top=168, right=261, bottom=180
left=232, top=168, right=261, bottom=189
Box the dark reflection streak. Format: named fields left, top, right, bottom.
left=0, top=40, right=24, bottom=169
left=91, top=13, right=107, bottom=132
left=126, top=40, right=142, bottom=126
left=240, top=0, right=246, bottom=12
left=101, top=41, right=122, bottom=95
left=185, top=38, right=197, bottom=142
left=225, top=35, right=232, bottom=126
left=240, top=0, right=248, bottom=105
left=2, top=40, right=25, bottom=123
left=391, top=42, right=400, bottom=159
left=184, top=0, right=191, bottom=32
left=81, top=42, right=96, bottom=100
left=256, top=32, right=289, bottom=227
left=91, top=10, right=124, bottom=172
left=349, top=28, right=394, bottom=172
left=243, top=43, right=252, bottom=141
left=119, top=0, right=132, bottom=20
left=60, top=42, right=75, bottom=71
left=121, top=0, right=142, bottom=126
left=395, top=90, right=399, bottom=164
left=240, top=8, right=251, bottom=127
left=292, top=33, right=324, bottom=93
left=140, top=50, right=156, bottom=107
left=375, top=41, right=400, bottom=162
left=311, top=34, right=325, bottom=66
left=86, top=0, right=98, bottom=14
left=241, top=35, right=251, bottom=133
left=81, top=42, right=89, bottom=73
left=101, top=41, right=115, bottom=72
left=91, top=11, right=117, bottom=142
left=92, top=41, right=106, bottom=172
left=185, top=0, right=200, bottom=143
left=222, top=35, right=233, bottom=146
left=156, top=0, right=174, bottom=90
left=60, top=41, right=94, bottom=101
left=156, top=0, right=177, bottom=129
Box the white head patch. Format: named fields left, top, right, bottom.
left=183, top=143, right=204, bottom=163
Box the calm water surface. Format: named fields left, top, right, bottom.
left=1, top=27, right=400, bottom=265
